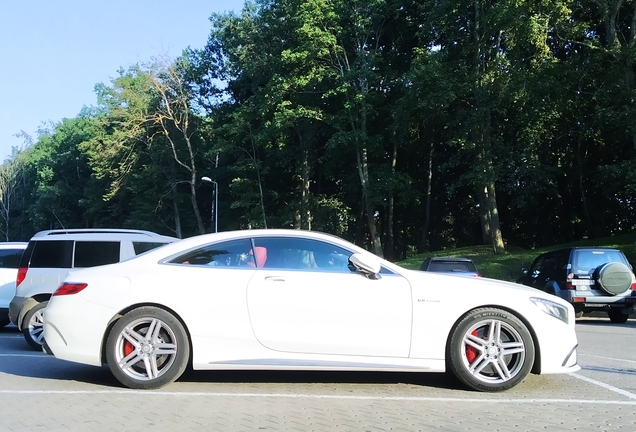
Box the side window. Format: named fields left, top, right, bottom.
left=253, top=237, right=352, bottom=272
left=0, top=249, right=25, bottom=269
left=74, top=241, right=121, bottom=268
left=554, top=251, right=569, bottom=272
left=133, top=241, right=170, bottom=255
left=169, top=239, right=254, bottom=268
left=30, top=241, right=73, bottom=268
left=529, top=255, right=545, bottom=277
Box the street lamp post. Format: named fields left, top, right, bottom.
left=201, top=176, right=218, bottom=233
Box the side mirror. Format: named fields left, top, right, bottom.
left=349, top=253, right=382, bottom=279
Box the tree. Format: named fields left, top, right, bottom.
left=0, top=150, right=26, bottom=240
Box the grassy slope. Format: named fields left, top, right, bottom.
left=396, top=233, right=636, bottom=281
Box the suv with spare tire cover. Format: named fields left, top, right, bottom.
left=517, top=247, right=636, bottom=323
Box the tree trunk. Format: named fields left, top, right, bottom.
left=385, top=139, right=398, bottom=260
left=419, top=140, right=434, bottom=252
left=478, top=183, right=505, bottom=254
left=172, top=187, right=182, bottom=239
left=296, top=128, right=312, bottom=230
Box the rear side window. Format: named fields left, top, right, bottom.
left=0, top=249, right=24, bottom=269
left=28, top=241, right=74, bottom=268
left=74, top=241, right=120, bottom=268
left=169, top=239, right=254, bottom=267
left=133, top=242, right=170, bottom=255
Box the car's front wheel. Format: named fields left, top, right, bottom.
left=447, top=307, right=535, bottom=392
left=22, top=301, right=47, bottom=350
left=106, top=306, right=190, bottom=389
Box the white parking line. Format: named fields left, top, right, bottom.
left=579, top=354, right=636, bottom=364
left=0, top=389, right=635, bottom=404
left=571, top=373, right=636, bottom=400
left=0, top=354, right=47, bottom=358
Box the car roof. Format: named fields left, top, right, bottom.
left=426, top=257, right=474, bottom=262
left=0, top=242, right=28, bottom=248
left=541, top=247, right=622, bottom=255
left=30, top=229, right=177, bottom=242
left=127, top=229, right=378, bottom=265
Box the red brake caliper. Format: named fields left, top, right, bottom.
left=124, top=341, right=134, bottom=357
left=465, top=329, right=478, bottom=363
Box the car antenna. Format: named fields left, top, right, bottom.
left=52, top=211, right=68, bottom=233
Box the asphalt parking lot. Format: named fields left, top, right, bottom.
left=0, top=317, right=634, bottom=432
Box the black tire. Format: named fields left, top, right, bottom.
left=22, top=301, right=48, bottom=350
left=447, top=307, right=535, bottom=392
left=608, top=309, right=629, bottom=324
left=594, top=262, right=632, bottom=295
left=106, top=306, right=190, bottom=389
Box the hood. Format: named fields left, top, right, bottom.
left=400, top=267, right=569, bottom=306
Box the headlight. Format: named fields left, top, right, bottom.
left=530, top=297, right=569, bottom=324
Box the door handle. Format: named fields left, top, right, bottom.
left=264, top=276, right=286, bottom=282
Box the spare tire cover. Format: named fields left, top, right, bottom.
left=595, top=262, right=632, bottom=295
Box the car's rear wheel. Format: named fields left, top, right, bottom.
left=106, top=306, right=190, bottom=389
left=22, top=301, right=47, bottom=350
left=447, top=307, right=535, bottom=392
left=608, top=309, right=629, bottom=324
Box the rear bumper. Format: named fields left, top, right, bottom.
left=8, top=296, right=27, bottom=328
left=565, top=291, right=635, bottom=313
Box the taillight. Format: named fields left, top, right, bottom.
left=566, top=273, right=575, bottom=289
left=53, top=283, right=88, bottom=296
left=16, top=267, right=27, bottom=287
left=631, top=274, right=636, bottom=291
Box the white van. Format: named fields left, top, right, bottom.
left=9, top=229, right=177, bottom=349
left=0, top=242, right=28, bottom=327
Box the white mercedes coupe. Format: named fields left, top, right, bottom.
left=43, top=229, right=579, bottom=391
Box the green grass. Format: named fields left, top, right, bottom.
left=396, top=233, right=636, bottom=281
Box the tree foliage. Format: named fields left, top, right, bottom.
left=3, top=0, right=636, bottom=259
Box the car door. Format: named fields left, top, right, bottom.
left=246, top=237, right=413, bottom=358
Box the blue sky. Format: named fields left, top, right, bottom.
left=0, top=0, right=245, bottom=161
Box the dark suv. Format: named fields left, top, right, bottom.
left=420, top=257, right=480, bottom=277
left=517, top=247, right=636, bottom=323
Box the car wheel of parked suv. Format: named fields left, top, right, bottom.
left=22, top=301, right=47, bottom=350
left=607, top=308, right=629, bottom=324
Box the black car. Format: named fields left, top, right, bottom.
left=420, top=257, right=480, bottom=277
left=517, top=247, right=636, bottom=323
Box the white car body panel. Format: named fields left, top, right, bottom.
left=247, top=270, right=412, bottom=357
left=43, top=229, right=580, bottom=384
